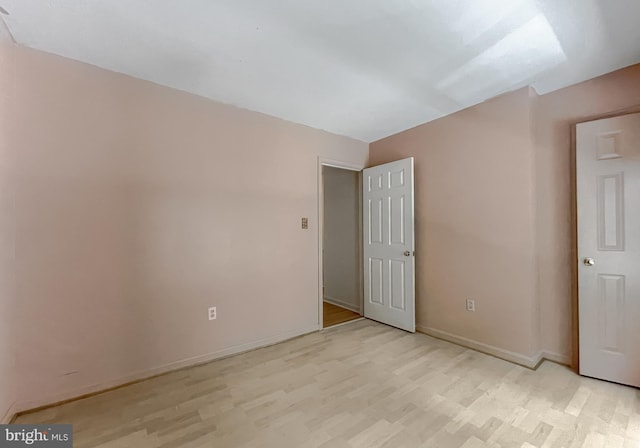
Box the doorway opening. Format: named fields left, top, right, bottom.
left=319, top=160, right=364, bottom=328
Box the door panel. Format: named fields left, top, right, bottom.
left=390, top=195, right=405, bottom=244
left=577, top=113, right=640, bottom=388
left=369, top=198, right=383, bottom=244
left=596, top=274, right=625, bottom=354
left=363, top=158, right=415, bottom=332
left=389, top=259, right=406, bottom=310
left=369, top=258, right=383, bottom=305
left=596, top=172, right=624, bottom=250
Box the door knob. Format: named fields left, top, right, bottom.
left=583, top=257, right=595, bottom=266
left=404, top=251, right=412, bottom=256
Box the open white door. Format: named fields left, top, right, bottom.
left=577, top=113, right=640, bottom=388
left=363, top=157, right=415, bottom=332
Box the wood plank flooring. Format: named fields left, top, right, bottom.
left=16, top=320, right=640, bottom=447
left=323, top=301, right=361, bottom=328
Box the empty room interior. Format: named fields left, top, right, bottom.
left=1, top=1, right=639, bottom=447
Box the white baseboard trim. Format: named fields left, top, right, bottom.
left=1, top=401, right=17, bottom=424
left=15, top=324, right=320, bottom=414
left=417, top=325, right=543, bottom=369
left=323, top=296, right=361, bottom=314
left=540, top=350, right=571, bottom=366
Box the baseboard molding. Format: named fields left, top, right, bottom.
left=15, top=324, right=320, bottom=415
left=417, top=325, right=544, bottom=369
left=323, top=296, right=361, bottom=314
left=1, top=401, right=17, bottom=424
left=540, top=350, right=571, bottom=366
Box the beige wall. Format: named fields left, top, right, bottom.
left=370, top=88, right=540, bottom=360
left=533, top=64, right=640, bottom=364
left=323, top=166, right=361, bottom=312
left=10, top=44, right=368, bottom=411
left=0, top=21, right=16, bottom=422
left=370, top=63, right=640, bottom=366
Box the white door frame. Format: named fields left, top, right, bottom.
left=317, top=157, right=365, bottom=329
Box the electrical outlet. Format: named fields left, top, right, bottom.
left=208, top=306, right=217, bottom=320
left=465, top=299, right=475, bottom=312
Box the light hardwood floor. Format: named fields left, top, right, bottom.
left=16, top=320, right=640, bottom=447
left=323, top=301, right=361, bottom=328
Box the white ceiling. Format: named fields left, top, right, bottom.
left=2, top=1, right=640, bottom=142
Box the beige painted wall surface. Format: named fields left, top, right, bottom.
left=322, top=166, right=360, bottom=312
left=533, top=64, right=640, bottom=362
left=370, top=63, right=640, bottom=364
left=11, top=45, right=368, bottom=411
left=370, top=88, right=539, bottom=358
left=0, top=22, right=16, bottom=422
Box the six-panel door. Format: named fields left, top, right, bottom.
left=577, top=113, right=640, bottom=388
left=363, top=157, right=415, bottom=332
